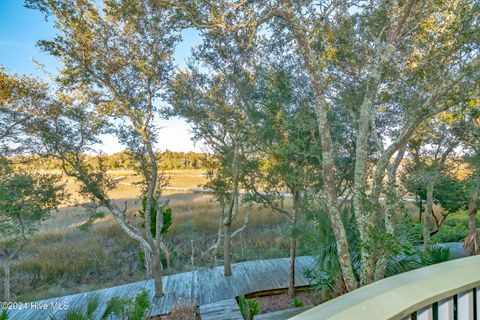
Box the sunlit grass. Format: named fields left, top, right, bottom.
left=0, top=170, right=290, bottom=302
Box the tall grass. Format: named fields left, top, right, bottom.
left=0, top=190, right=291, bottom=302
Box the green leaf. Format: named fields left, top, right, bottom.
left=1, top=309, right=9, bottom=320
left=160, top=208, right=173, bottom=235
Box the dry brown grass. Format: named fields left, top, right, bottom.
left=3, top=167, right=470, bottom=304
left=0, top=170, right=291, bottom=302
left=169, top=194, right=288, bottom=233
left=55, top=169, right=207, bottom=205
left=120, top=173, right=207, bottom=189
left=155, top=301, right=199, bottom=320
left=9, top=219, right=142, bottom=301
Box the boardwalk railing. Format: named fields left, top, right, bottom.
left=291, top=255, right=480, bottom=320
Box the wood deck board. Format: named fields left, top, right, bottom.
left=7, top=256, right=315, bottom=319
left=235, top=261, right=257, bottom=294
left=256, top=306, right=313, bottom=320
left=6, top=243, right=467, bottom=320
left=251, top=259, right=279, bottom=291
left=230, top=263, right=254, bottom=295
left=294, top=259, right=310, bottom=286
left=266, top=258, right=290, bottom=288
left=191, top=268, right=206, bottom=303
left=199, top=298, right=244, bottom=320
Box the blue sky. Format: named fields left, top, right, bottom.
left=0, top=1, right=202, bottom=154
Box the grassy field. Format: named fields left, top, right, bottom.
left=1, top=168, right=464, bottom=302
left=1, top=169, right=293, bottom=302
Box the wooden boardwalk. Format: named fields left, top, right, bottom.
left=256, top=306, right=313, bottom=320
left=199, top=299, right=244, bottom=320
left=7, top=256, right=316, bottom=320
left=6, top=243, right=466, bottom=319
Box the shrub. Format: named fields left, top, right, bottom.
left=432, top=224, right=467, bottom=242
left=103, top=288, right=150, bottom=320
left=291, top=297, right=304, bottom=308
left=302, top=206, right=360, bottom=301
left=161, top=300, right=198, bottom=320
left=49, top=295, right=100, bottom=320
left=386, top=246, right=452, bottom=277
left=0, top=309, right=8, bottom=320
left=431, top=211, right=478, bottom=243
left=49, top=289, right=150, bottom=320
left=238, top=295, right=260, bottom=320
left=420, top=247, right=451, bottom=266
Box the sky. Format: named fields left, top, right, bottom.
left=0, top=0, right=203, bottom=154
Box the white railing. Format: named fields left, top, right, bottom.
left=291, top=255, right=480, bottom=320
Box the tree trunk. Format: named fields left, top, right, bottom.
left=143, top=244, right=163, bottom=298
left=3, top=261, right=10, bottom=303
left=164, top=251, right=171, bottom=270
left=288, top=190, right=302, bottom=298
left=224, top=146, right=239, bottom=277
left=223, top=221, right=232, bottom=276
left=223, top=189, right=238, bottom=277
left=151, top=250, right=163, bottom=298
left=424, top=182, right=434, bottom=249
left=353, top=84, right=377, bottom=286
left=190, top=240, right=195, bottom=266
left=464, top=184, right=479, bottom=256
left=315, top=97, right=358, bottom=291
left=288, top=236, right=296, bottom=298
left=281, top=5, right=358, bottom=291
left=418, top=198, right=423, bottom=222
left=468, top=187, right=479, bottom=236
left=209, top=216, right=223, bottom=268
left=143, top=244, right=152, bottom=277
left=374, top=145, right=406, bottom=281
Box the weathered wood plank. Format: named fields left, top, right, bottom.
left=199, top=298, right=243, bottom=320
left=7, top=247, right=469, bottom=320
left=256, top=306, right=313, bottom=320
left=230, top=263, right=255, bottom=296
left=8, top=256, right=316, bottom=320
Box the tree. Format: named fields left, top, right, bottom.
left=243, top=66, right=321, bottom=298
left=0, top=165, right=64, bottom=302
left=0, top=70, right=66, bottom=303
left=0, top=69, right=48, bottom=159
left=179, top=0, right=480, bottom=289
left=171, top=30, right=255, bottom=276
left=401, top=117, right=463, bottom=248
left=465, top=167, right=480, bottom=254
left=26, top=0, right=181, bottom=297
left=451, top=100, right=480, bottom=254
left=31, top=90, right=175, bottom=298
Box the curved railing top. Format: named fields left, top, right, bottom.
left=291, top=255, right=480, bottom=320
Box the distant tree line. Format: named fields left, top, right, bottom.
left=10, top=151, right=211, bottom=171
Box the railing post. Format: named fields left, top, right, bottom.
left=438, top=297, right=454, bottom=320
left=417, top=305, right=433, bottom=320
left=477, top=287, right=480, bottom=320
left=457, top=290, right=474, bottom=320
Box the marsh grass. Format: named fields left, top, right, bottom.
left=156, top=300, right=199, bottom=320
left=2, top=168, right=435, bottom=303
left=0, top=170, right=291, bottom=302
